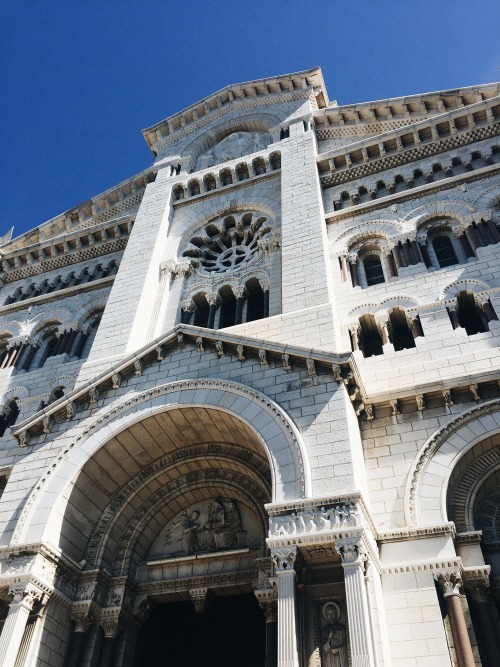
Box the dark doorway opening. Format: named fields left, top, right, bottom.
left=134, top=592, right=265, bottom=667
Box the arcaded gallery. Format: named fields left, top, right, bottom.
left=0, top=67, right=499, bottom=667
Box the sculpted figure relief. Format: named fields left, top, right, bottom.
left=269, top=503, right=359, bottom=537
left=321, top=602, right=348, bottom=667
left=160, top=498, right=248, bottom=557
left=195, top=131, right=270, bottom=170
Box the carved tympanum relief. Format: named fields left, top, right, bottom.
left=182, top=211, right=274, bottom=275
left=147, top=498, right=261, bottom=559
left=195, top=131, right=270, bottom=170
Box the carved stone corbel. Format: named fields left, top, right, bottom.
left=189, top=587, right=208, bottom=615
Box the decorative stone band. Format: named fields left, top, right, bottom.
left=381, top=558, right=462, bottom=576
left=318, top=96, right=500, bottom=185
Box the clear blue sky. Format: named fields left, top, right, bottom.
left=1, top=1, right=499, bottom=239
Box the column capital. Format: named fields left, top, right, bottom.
left=233, top=285, right=246, bottom=299
left=189, top=587, right=208, bottom=614
left=180, top=299, right=195, bottom=313
left=71, top=610, right=91, bottom=633
left=271, top=546, right=298, bottom=572
left=206, top=291, right=220, bottom=306
left=100, top=613, right=121, bottom=638
left=435, top=570, right=463, bottom=597
left=335, top=539, right=367, bottom=568
left=8, top=583, right=45, bottom=610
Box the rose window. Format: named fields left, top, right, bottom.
left=182, top=212, right=271, bottom=274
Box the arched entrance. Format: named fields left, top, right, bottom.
left=134, top=594, right=265, bottom=667
left=57, top=406, right=273, bottom=666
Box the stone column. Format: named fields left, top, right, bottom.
left=206, top=292, right=219, bottom=330
left=99, top=616, right=120, bottom=667
left=0, top=584, right=44, bottom=667
left=255, top=590, right=278, bottom=667
left=260, top=280, right=270, bottom=318
left=435, top=572, right=475, bottom=667
left=340, top=256, right=349, bottom=282
left=180, top=300, right=195, bottom=324
left=66, top=612, right=90, bottom=667
left=448, top=308, right=461, bottom=330
left=272, top=547, right=300, bottom=667
left=336, top=540, right=375, bottom=667
left=234, top=287, right=246, bottom=325
left=464, top=575, right=500, bottom=666
left=350, top=328, right=360, bottom=351
left=349, top=260, right=359, bottom=287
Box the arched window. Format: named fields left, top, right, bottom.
left=203, top=175, right=216, bottom=191
left=193, top=294, right=210, bottom=328
left=173, top=185, right=185, bottom=201
left=456, top=291, right=488, bottom=335
left=363, top=256, right=385, bottom=286
left=220, top=169, right=233, bottom=186
left=188, top=180, right=201, bottom=197
left=389, top=308, right=416, bottom=351
left=432, top=235, right=458, bottom=268
left=218, top=287, right=237, bottom=328
left=252, top=158, right=266, bottom=176
left=270, top=152, right=281, bottom=170
left=359, top=315, right=383, bottom=357
left=236, top=164, right=249, bottom=181
left=0, top=399, right=19, bottom=437
left=245, top=279, right=265, bottom=322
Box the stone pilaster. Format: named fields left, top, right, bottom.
left=272, top=546, right=300, bottom=667
left=336, top=539, right=375, bottom=667
left=0, top=583, right=45, bottom=667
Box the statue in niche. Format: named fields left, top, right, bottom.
left=195, top=131, right=270, bottom=170
left=320, top=602, right=348, bottom=667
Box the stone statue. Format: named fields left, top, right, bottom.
left=321, top=602, right=348, bottom=667
left=174, top=510, right=201, bottom=555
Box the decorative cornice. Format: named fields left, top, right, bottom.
left=378, top=523, right=456, bottom=543
left=382, top=558, right=462, bottom=575
left=318, top=96, right=500, bottom=185
left=142, top=67, right=327, bottom=151
left=11, top=324, right=354, bottom=443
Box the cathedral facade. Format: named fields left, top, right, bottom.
left=0, top=67, right=499, bottom=667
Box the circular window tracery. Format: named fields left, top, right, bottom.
left=183, top=212, right=272, bottom=275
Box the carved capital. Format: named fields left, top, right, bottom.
left=335, top=539, right=367, bottom=567
left=206, top=291, right=219, bottom=307
left=189, top=587, right=208, bottom=615
left=233, top=286, right=246, bottom=299
left=271, top=546, right=297, bottom=572
left=181, top=299, right=195, bottom=313
left=435, top=570, right=463, bottom=597
left=9, top=583, right=44, bottom=610
left=71, top=611, right=91, bottom=633
left=100, top=615, right=120, bottom=638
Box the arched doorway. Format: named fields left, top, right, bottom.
left=57, top=406, right=273, bottom=666
left=134, top=594, right=265, bottom=667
